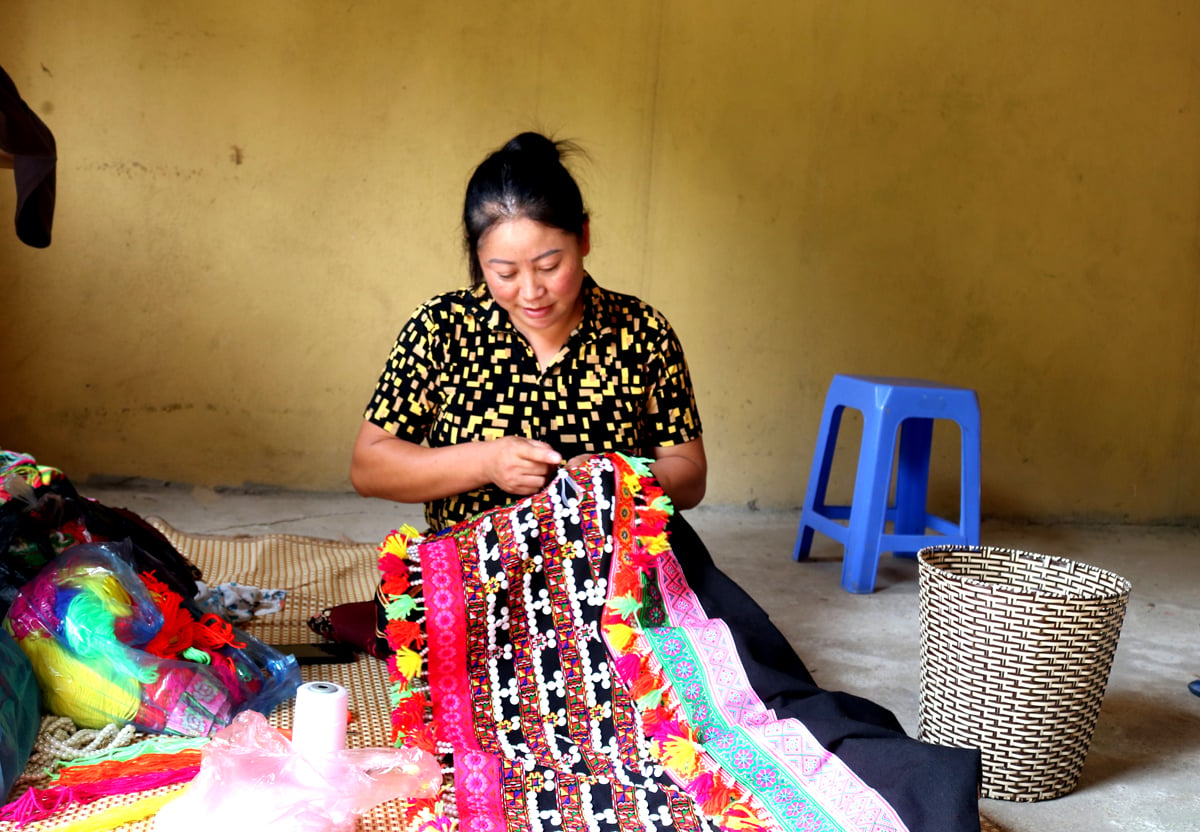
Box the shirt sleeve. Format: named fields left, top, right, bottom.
left=363, top=303, right=441, bottom=442
left=646, top=317, right=703, bottom=448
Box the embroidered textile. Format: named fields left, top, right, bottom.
left=380, top=454, right=907, bottom=832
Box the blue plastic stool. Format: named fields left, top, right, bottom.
left=793, top=375, right=981, bottom=593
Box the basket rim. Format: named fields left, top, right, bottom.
left=917, top=544, right=1132, bottom=602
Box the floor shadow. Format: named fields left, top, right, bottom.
left=1071, top=688, right=1200, bottom=789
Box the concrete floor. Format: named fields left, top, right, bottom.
left=80, top=480, right=1200, bottom=832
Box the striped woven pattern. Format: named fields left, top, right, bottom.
left=917, top=545, right=1131, bottom=802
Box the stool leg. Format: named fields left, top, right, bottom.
left=893, top=417, right=934, bottom=558
left=793, top=404, right=845, bottom=560
left=960, top=410, right=982, bottom=545
left=842, top=411, right=896, bottom=593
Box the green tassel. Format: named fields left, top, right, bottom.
left=624, top=455, right=655, bottom=478
left=635, top=689, right=663, bottom=709
left=605, top=595, right=642, bottom=619
left=648, top=495, right=675, bottom=516
left=386, top=595, right=420, bottom=619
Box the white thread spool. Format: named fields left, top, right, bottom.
left=291, top=681, right=349, bottom=759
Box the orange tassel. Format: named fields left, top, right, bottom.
left=629, top=671, right=663, bottom=701
left=701, top=777, right=737, bottom=815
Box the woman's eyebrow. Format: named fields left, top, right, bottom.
left=487, top=248, right=562, bottom=266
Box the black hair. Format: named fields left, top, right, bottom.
left=463, top=132, right=589, bottom=287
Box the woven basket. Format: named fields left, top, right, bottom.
left=916, top=545, right=1131, bottom=802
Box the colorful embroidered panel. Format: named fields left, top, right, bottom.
left=380, top=454, right=907, bottom=832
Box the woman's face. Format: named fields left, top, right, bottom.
left=478, top=217, right=590, bottom=342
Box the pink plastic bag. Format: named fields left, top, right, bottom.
left=153, top=711, right=441, bottom=832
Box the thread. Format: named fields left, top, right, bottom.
left=291, top=681, right=349, bottom=759
left=0, top=767, right=199, bottom=825
left=53, top=749, right=203, bottom=786
left=45, top=785, right=188, bottom=832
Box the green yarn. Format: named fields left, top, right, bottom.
left=61, top=591, right=157, bottom=684
left=181, top=647, right=210, bottom=664
left=49, top=735, right=211, bottom=776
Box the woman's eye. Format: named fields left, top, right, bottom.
left=495, top=272, right=516, bottom=280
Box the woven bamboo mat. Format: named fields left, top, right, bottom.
left=4, top=522, right=1008, bottom=832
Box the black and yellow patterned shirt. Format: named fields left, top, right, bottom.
left=364, top=275, right=703, bottom=531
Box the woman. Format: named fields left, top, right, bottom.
left=351, top=132, right=981, bottom=831
left=351, top=132, right=705, bottom=526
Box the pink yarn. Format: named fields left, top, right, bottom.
left=0, top=766, right=199, bottom=826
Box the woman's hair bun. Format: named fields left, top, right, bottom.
left=501, top=131, right=562, bottom=162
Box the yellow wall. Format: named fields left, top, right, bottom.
left=2, top=1, right=1197, bottom=522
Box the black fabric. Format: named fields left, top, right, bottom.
left=0, top=64, right=56, bottom=248
left=669, top=513, right=983, bottom=832
left=0, top=476, right=202, bottom=619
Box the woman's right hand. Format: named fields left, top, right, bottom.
left=485, top=436, right=563, bottom=495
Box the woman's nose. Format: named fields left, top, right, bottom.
left=518, top=273, right=545, bottom=301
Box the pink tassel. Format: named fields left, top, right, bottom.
left=0, top=767, right=199, bottom=826
left=614, top=652, right=643, bottom=683
left=651, top=717, right=688, bottom=742
left=688, top=771, right=715, bottom=802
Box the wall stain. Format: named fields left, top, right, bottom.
left=230, top=145, right=244, bottom=165
left=89, top=161, right=204, bottom=180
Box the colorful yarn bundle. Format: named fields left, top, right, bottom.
left=0, top=767, right=198, bottom=826
left=0, top=734, right=207, bottom=827
left=3, top=542, right=300, bottom=737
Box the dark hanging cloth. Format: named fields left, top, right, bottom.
left=0, top=64, right=56, bottom=248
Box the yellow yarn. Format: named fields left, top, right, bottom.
left=18, top=631, right=140, bottom=729
left=63, top=570, right=134, bottom=616
left=46, top=784, right=188, bottom=831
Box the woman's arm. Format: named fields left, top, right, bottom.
left=350, top=420, right=564, bottom=503
left=649, top=436, right=707, bottom=510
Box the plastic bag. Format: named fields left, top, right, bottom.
left=0, top=627, right=40, bottom=800
left=2, top=541, right=299, bottom=735
left=1, top=449, right=202, bottom=620
left=153, top=710, right=442, bottom=832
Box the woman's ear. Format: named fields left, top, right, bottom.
left=580, top=221, right=591, bottom=257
